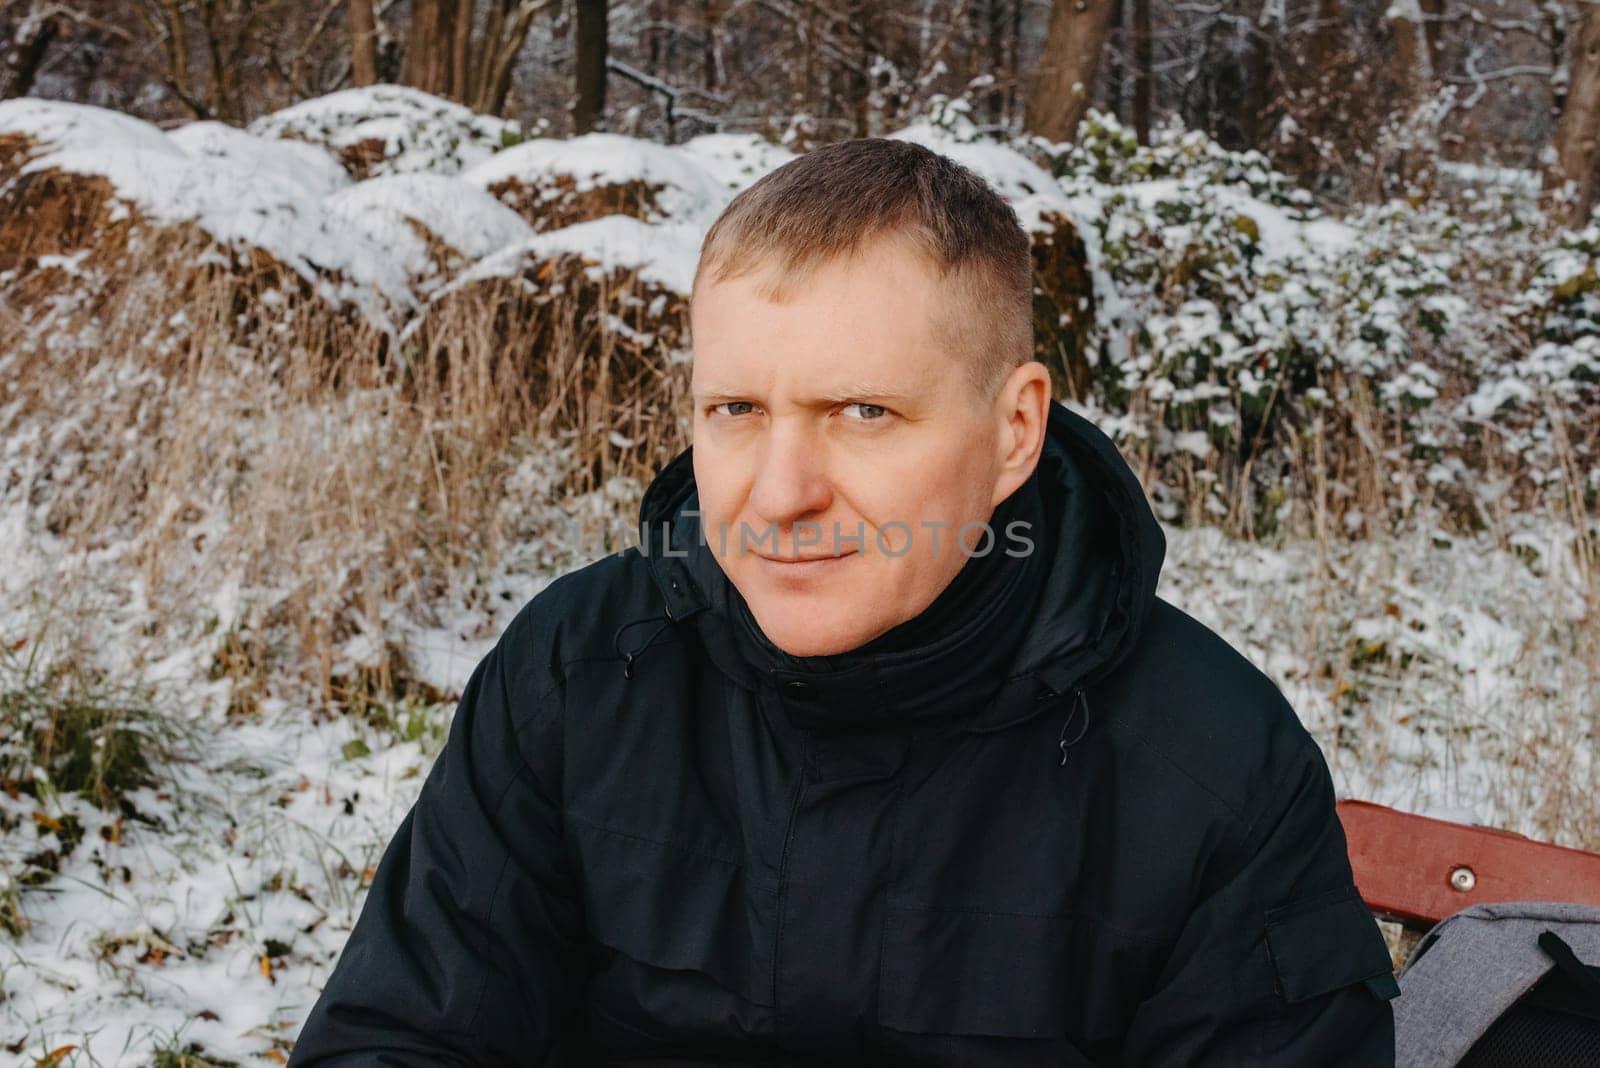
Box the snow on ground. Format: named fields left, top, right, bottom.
left=0, top=483, right=570, bottom=1065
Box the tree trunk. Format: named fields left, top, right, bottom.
left=1421, top=0, right=1445, bottom=76
left=450, top=0, right=474, bottom=102
left=403, top=0, right=458, bottom=97
left=1237, top=28, right=1272, bottom=149
left=573, top=0, right=608, bottom=133
left=1008, top=0, right=1022, bottom=128
left=850, top=0, right=871, bottom=137
left=1389, top=0, right=1443, bottom=107
left=350, top=0, right=378, bottom=86
left=2, top=4, right=59, bottom=101
left=702, top=0, right=719, bottom=92
left=1133, top=0, right=1151, bottom=142
left=1307, top=0, right=1340, bottom=79
left=479, top=0, right=551, bottom=114
left=986, top=0, right=1009, bottom=126
left=1104, top=0, right=1123, bottom=124
left=1547, top=0, right=1600, bottom=227
left=1025, top=0, right=1117, bottom=142
left=647, top=0, right=664, bottom=77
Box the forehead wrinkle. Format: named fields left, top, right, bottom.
left=692, top=380, right=927, bottom=409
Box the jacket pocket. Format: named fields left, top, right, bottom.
left=1264, top=885, right=1401, bottom=1004
left=877, top=905, right=1152, bottom=1042
left=570, top=817, right=777, bottom=1008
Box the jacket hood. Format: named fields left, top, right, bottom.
left=632, top=400, right=1167, bottom=736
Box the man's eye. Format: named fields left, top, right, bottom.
left=713, top=401, right=758, bottom=417
left=842, top=402, right=889, bottom=421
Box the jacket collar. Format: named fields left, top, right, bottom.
left=633, top=401, right=1167, bottom=735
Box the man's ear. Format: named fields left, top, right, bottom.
left=990, top=361, right=1052, bottom=510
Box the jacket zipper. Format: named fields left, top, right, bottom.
left=769, top=729, right=808, bottom=1016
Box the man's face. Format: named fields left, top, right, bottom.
left=689, top=233, right=1011, bottom=657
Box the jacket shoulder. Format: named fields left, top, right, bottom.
left=502, top=546, right=669, bottom=691
left=1099, top=596, right=1325, bottom=827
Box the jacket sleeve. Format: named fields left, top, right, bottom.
left=1120, top=731, right=1399, bottom=1066
left=288, top=607, right=590, bottom=1066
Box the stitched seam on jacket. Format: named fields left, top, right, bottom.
left=463, top=758, right=536, bottom=1040
left=1128, top=726, right=1248, bottom=826
left=771, top=747, right=809, bottom=1028
left=880, top=902, right=1170, bottom=946
left=478, top=609, right=574, bottom=1043
left=589, top=996, right=678, bottom=1044
left=874, top=766, right=910, bottom=1030
left=1238, top=732, right=1323, bottom=849
left=564, top=810, right=745, bottom=869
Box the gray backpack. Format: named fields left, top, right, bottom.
left=1394, top=901, right=1600, bottom=1066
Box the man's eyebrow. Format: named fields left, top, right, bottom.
left=692, top=384, right=917, bottom=404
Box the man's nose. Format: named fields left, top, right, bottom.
left=748, top=422, right=831, bottom=528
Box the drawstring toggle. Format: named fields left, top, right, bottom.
left=1057, top=685, right=1090, bottom=766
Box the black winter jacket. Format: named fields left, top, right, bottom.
left=288, top=401, right=1399, bottom=1066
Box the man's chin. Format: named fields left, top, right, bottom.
left=743, top=598, right=878, bottom=657
left=764, top=629, right=873, bottom=657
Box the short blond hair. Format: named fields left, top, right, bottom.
left=691, top=137, right=1034, bottom=401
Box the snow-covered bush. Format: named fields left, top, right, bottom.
left=462, top=131, right=730, bottom=231
left=1039, top=111, right=1594, bottom=533
left=1043, top=108, right=1315, bottom=212
left=249, top=84, right=535, bottom=179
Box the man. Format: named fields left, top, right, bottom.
left=289, top=138, right=1399, bottom=1066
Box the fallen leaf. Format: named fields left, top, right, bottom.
left=35, top=1046, right=77, bottom=1068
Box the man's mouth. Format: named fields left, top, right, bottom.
left=753, top=549, right=860, bottom=567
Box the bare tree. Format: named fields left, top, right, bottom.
left=350, top=0, right=378, bottom=86
left=469, top=0, right=555, bottom=112
left=1389, top=0, right=1445, bottom=109
left=1548, top=0, right=1600, bottom=226
left=130, top=0, right=263, bottom=121
left=2, top=1, right=63, bottom=99
left=574, top=0, right=608, bottom=132
left=397, top=0, right=552, bottom=112
left=1025, top=0, right=1116, bottom=141
left=1132, top=0, right=1151, bottom=142
left=400, top=0, right=452, bottom=94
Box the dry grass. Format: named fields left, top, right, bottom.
left=410, top=260, right=692, bottom=489
left=0, top=218, right=690, bottom=712
left=481, top=173, right=681, bottom=232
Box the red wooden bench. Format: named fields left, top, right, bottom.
left=1337, top=800, right=1600, bottom=927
